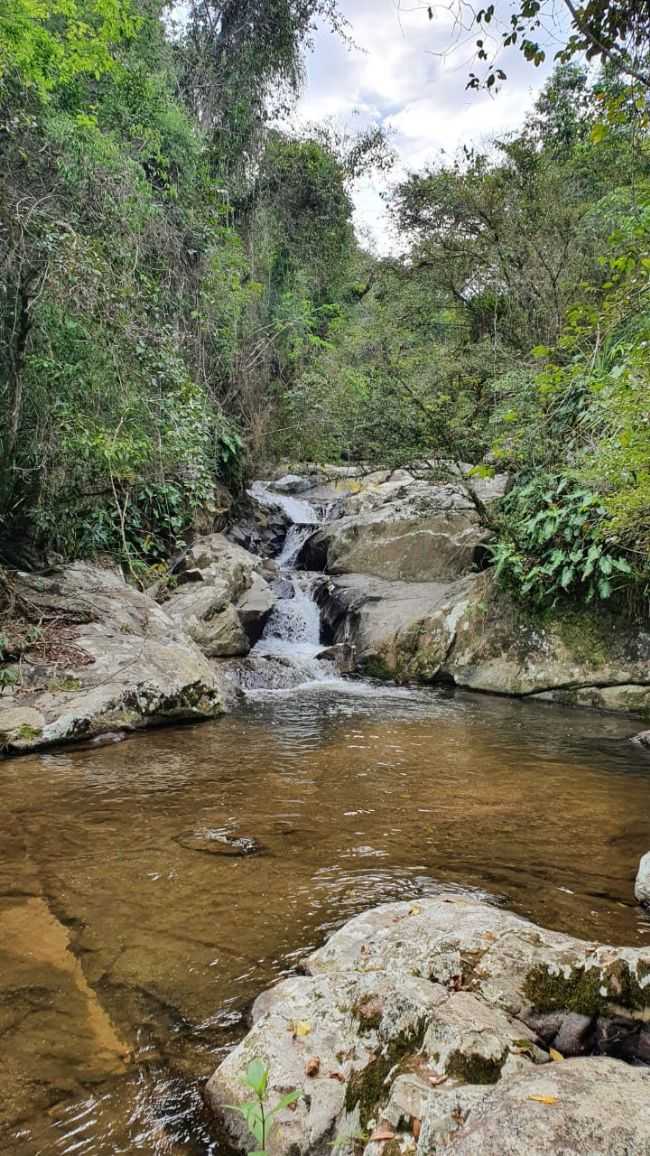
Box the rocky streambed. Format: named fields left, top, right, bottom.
left=1, top=463, right=649, bottom=756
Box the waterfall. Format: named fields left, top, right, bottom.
left=223, top=479, right=345, bottom=694
left=255, top=573, right=321, bottom=659
left=248, top=481, right=319, bottom=527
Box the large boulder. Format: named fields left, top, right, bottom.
left=0, top=562, right=224, bottom=755
left=316, top=570, right=650, bottom=716
left=205, top=895, right=650, bottom=1156
left=163, top=533, right=276, bottom=658
left=301, top=476, right=507, bottom=582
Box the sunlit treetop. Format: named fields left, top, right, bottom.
left=0, top=0, right=140, bottom=98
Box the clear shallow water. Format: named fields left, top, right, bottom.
left=2, top=685, right=650, bottom=1155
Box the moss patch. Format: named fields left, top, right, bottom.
left=524, top=960, right=650, bottom=1016
left=361, top=654, right=393, bottom=681
left=445, top=1049, right=506, bottom=1085
left=344, top=1021, right=427, bottom=1128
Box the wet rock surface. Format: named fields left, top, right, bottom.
left=206, top=894, right=650, bottom=1156
left=636, top=851, right=650, bottom=906
left=174, top=828, right=265, bottom=856
left=164, top=532, right=276, bottom=658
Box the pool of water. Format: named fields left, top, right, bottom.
left=2, top=684, right=650, bottom=1154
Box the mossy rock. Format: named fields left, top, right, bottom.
left=445, top=1048, right=506, bottom=1085
left=345, top=1020, right=427, bottom=1128
left=524, top=959, right=650, bottom=1017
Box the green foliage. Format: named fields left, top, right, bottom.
left=228, top=1060, right=301, bottom=1156
left=491, top=475, right=636, bottom=607
left=0, top=0, right=139, bottom=98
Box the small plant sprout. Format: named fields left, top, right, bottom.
left=227, top=1059, right=302, bottom=1156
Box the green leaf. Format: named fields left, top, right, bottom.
left=245, top=1060, right=269, bottom=1098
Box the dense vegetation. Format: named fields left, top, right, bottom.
left=279, top=63, right=650, bottom=616
left=1, top=0, right=649, bottom=618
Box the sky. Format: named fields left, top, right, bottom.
left=294, top=0, right=568, bottom=252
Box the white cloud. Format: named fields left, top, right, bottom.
left=294, top=0, right=565, bottom=251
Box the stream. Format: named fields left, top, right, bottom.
left=2, top=486, right=650, bottom=1155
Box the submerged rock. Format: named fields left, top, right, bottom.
left=205, top=894, right=650, bottom=1156
left=174, top=829, right=265, bottom=857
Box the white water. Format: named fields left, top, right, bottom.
left=248, top=480, right=319, bottom=526
left=256, top=573, right=321, bottom=660
left=277, top=524, right=314, bottom=567
left=226, top=478, right=340, bottom=694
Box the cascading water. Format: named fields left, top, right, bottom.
left=231, top=480, right=340, bottom=694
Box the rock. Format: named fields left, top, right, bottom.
left=523, top=1011, right=564, bottom=1045
left=550, top=1012, right=594, bottom=1057
left=166, top=589, right=251, bottom=657
left=316, top=570, right=650, bottom=715
left=635, top=852, right=650, bottom=906
left=174, top=829, right=265, bottom=857
left=633, top=729, right=650, bottom=748
left=594, top=1015, right=641, bottom=1060
left=300, top=478, right=505, bottom=581
left=237, top=572, right=276, bottom=645
left=637, top=1025, right=650, bottom=1064
left=434, top=1057, right=650, bottom=1155
left=272, top=474, right=313, bottom=494
left=423, top=990, right=544, bottom=1082
left=206, top=895, right=650, bottom=1156
left=316, top=643, right=356, bottom=674
left=0, top=706, right=46, bottom=746
left=164, top=533, right=276, bottom=659
left=0, top=562, right=224, bottom=756
left=271, top=577, right=295, bottom=599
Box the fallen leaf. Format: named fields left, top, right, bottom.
left=512, top=1039, right=536, bottom=1058
left=528, top=1095, right=559, bottom=1105
left=328, top=1071, right=346, bottom=1083
left=408, top=904, right=421, bottom=915
left=411, top=1117, right=421, bottom=1139
left=549, top=1048, right=564, bottom=1062
left=305, top=1057, right=320, bottom=1077
left=290, top=1020, right=311, bottom=1038
left=369, top=1126, right=395, bottom=1143
left=428, top=1073, right=448, bottom=1087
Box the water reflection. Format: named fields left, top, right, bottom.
left=2, top=686, right=650, bottom=1154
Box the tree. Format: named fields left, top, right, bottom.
left=0, top=0, right=138, bottom=97
left=425, top=2, right=650, bottom=91
left=180, top=0, right=344, bottom=183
